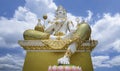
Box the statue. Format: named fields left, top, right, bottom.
left=23, top=5, right=91, bottom=65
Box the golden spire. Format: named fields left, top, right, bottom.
left=37, top=19, right=42, bottom=26
left=34, top=19, right=44, bottom=32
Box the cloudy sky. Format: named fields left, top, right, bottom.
left=0, top=0, right=120, bottom=71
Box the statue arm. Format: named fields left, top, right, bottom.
left=67, top=21, right=76, bottom=33
left=45, top=23, right=62, bottom=40
left=60, top=21, right=77, bottom=39
left=45, top=23, right=56, bottom=34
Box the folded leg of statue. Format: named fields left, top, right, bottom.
left=23, top=29, right=50, bottom=40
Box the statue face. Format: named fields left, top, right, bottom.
left=55, top=6, right=67, bottom=19
left=56, top=11, right=65, bottom=18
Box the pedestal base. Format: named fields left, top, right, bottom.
left=23, top=51, right=93, bottom=71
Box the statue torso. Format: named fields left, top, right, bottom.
left=53, top=19, right=68, bottom=36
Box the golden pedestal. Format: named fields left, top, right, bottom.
left=18, top=40, right=98, bottom=71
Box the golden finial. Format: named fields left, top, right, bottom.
left=37, top=19, right=42, bottom=26
left=43, top=14, right=47, bottom=20
left=34, top=19, right=44, bottom=32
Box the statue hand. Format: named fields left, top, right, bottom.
left=58, top=56, right=70, bottom=64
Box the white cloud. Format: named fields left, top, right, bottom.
left=25, top=0, right=57, bottom=18
left=85, top=10, right=93, bottom=22
left=0, top=54, right=24, bottom=71
left=112, top=39, right=120, bottom=52
left=92, top=55, right=120, bottom=68
left=0, top=12, right=37, bottom=48
left=107, top=55, right=120, bottom=67
left=92, top=56, right=110, bottom=68
left=14, top=6, right=37, bottom=22
left=92, top=13, right=120, bottom=52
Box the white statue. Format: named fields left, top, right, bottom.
left=23, top=5, right=91, bottom=65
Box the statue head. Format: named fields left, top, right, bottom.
left=55, top=5, right=67, bottom=19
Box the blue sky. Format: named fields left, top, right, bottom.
left=0, top=0, right=25, bottom=18
left=0, top=0, right=120, bottom=71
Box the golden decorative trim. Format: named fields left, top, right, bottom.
left=41, top=39, right=71, bottom=49
left=18, top=40, right=98, bottom=52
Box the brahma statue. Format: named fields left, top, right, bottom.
left=23, top=5, right=91, bottom=65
